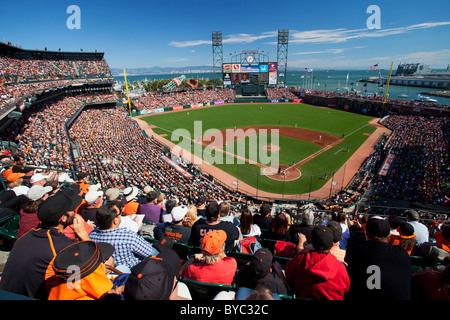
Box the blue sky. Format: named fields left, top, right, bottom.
left=1, top=0, right=449, bottom=70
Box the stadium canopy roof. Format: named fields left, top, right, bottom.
left=0, top=42, right=105, bottom=60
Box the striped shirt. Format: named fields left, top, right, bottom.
left=89, top=227, right=155, bottom=268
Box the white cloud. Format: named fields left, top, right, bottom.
left=289, top=49, right=450, bottom=69
left=285, top=21, right=450, bottom=45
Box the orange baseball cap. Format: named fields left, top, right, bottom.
left=2, top=169, right=12, bottom=178
left=200, top=230, right=227, bottom=255
left=7, top=172, right=25, bottom=182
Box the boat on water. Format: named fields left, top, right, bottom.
left=416, top=94, right=437, bottom=103
left=398, top=93, right=409, bottom=98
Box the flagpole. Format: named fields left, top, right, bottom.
left=123, top=68, right=133, bottom=116
left=382, top=62, right=394, bottom=116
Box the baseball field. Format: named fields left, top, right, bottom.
left=140, top=103, right=377, bottom=196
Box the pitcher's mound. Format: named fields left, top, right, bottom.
left=263, top=164, right=301, bottom=181
left=263, top=144, right=280, bottom=152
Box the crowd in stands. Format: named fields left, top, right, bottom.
left=303, top=88, right=450, bottom=110
left=266, top=87, right=297, bottom=100
left=371, top=115, right=449, bottom=206
left=0, top=54, right=112, bottom=82
left=0, top=169, right=448, bottom=301
left=133, top=88, right=235, bottom=111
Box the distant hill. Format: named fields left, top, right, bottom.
left=111, top=65, right=316, bottom=76
left=111, top=66, right=213, bottom=76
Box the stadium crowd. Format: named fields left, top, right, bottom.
left=303, top=88, right=450, bottom=111
left=266, top=87, right=297, bottom=100
left=372, top=115, right=449, bottom=206
left=133, top=88, right=235, bottom=111
left=0, top=169, right=448, bottom=301
left=0, top=53, right=112, bottom=81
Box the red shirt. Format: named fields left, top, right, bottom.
left=17, top=209, right=40, bottom=239
left=182, top=257, right=237, bottom=285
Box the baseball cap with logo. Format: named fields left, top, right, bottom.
left=200, top=229, right=227, bottom=255
left=124, top=249, right=181, bottom=300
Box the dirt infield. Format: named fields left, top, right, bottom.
left=196, top=126, right=341, bottom=181
left=133, top=109, right=391, bottom=201
left=198, top=126, right=340, bottom=149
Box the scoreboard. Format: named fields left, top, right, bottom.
left=222, top=62, right=278, bottom=86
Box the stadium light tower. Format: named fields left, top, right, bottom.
left=277, top=29, right=289, bottom=87
left=212, top=31, right=223, bottom=88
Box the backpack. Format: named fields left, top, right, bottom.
left=274, top=240, right=296, bottom=258
left=237, top=236, right=262, bottom=254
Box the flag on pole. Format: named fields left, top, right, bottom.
left=307, top=68, right=313, bottom=73
left=369, top=64, right=378, bottom=70
left=302, top=68, right=308, bottom=72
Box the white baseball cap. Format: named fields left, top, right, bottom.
left=85, top=190, right=104, bottom=205
left=30, top=173, right=51, bottom=184
left=171, top=205, right=188, bottom=222
left=27, top=185, right=53, bottom=201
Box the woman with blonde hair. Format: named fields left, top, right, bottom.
left=183, top=205, right=200, bottom=228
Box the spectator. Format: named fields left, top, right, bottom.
left=7, top=172, right=29, bottom=197
left=138, top=190, right=163, bottom=223
left=189, top=202, right=240, bottom=252
left=47, top=241, right=117, bottom=300
left=124, top=248, right=191, bottom=300
left=285, top=225, right=350, bottom=300
left=182, top=204, right=200, bottom=228
left=406, top=210, right=429, bottom=245
left=16, top=185, right=53, bottom=238
left=219, top=201, right=239, bottom=226
left=345, top=216, right=412, bottom=300
left=434, top=224, right=450, bottom=253
left=122, top=186, right=140, bottom=216
left=253, top=204, right=273, bottom=230
left=411, top=265, right=450, bottom=300
left=0, top=186, right=89, bottom=299
left=261, top=213, right=291, bottom=242
left=196, top=195, right=207, bottom=218
left=326, top=220, right=346, bottom=264
left=80, top=187, right=104, bottom=227
left=234, top=248, right=288, bottom=295
left=238, top=207, right=261, bottom=238
left=182, top=230, right=237, bottom=285
left=162, top=205, right=191, bottom=244
left=88, top=202, right=158, bottom=270
left=289, top=208, right=315, bottom=245
left=29, top=172, right=51, bottom=187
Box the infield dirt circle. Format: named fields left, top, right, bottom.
left=197, top=126, right=340, bottom=181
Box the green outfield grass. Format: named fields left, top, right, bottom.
left=142, top=103, right=376, bottom=195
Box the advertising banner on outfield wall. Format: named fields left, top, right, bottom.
left=173, top=105, right=183, bottom=111
left=191, top=103, right=203, bottom=108
left=142, top=108, right=164, bottom=115
left=269, top=71, right=277, bottom=84
left=214, top=100, right=225, bottom=105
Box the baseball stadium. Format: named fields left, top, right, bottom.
left=0, top=28, right=448, bottom=304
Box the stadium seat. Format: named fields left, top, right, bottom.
left=0, top=214, right=20, bottom=243
left=172, top=241, right=193, bottom=261
left=180, top=278, right=235, bottom=300
left=227, top=251, right=253, bottom=269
